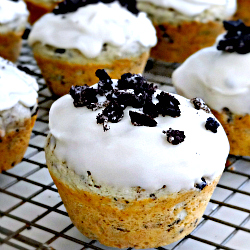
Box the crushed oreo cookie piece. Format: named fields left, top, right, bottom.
left=53, top=0, right=139, bottom=15
left=191, top=97, right=211, bottom=113
left=129, top=111, right=157, bottom=127
left=102, top=100, right=124, bottom=123
left=96, top=69, right=113, bottom=95
left=217, top=20, right=250, bottom=54
left=195, top=177, right=207, bottom=190
left=69, top=85, right=98, bottom=107
left=163, top=128, right=185, bottom=145
left=205, top=117, right=220, bottom=133
left=156, top=92, right=181, bottom=117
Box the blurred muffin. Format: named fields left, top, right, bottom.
left=0, top=0, right=29, bottom=62
left=28, top=0, right=157, bottom=96
left=0, top=58, right=38, bottom=172
left=45, top=70, right=229, bottom=248
left=173, top=20, right=250, bottom=156
left=233, top=0, right=250, bottom=26
left=23, top=0, right=63, bottom=24
left=137, top=0, right=237, bottom=63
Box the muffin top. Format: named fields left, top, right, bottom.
left=0, top=58, right=38, bottom=111
left=48, top=71, right=229, bottom=193
left=0, top=0, right=29, bottom=24
left=28, top=0, right=157, bottom=58
left=137, top=0, right=236, bottom=17
left=172, top=20, right=250, bottom=114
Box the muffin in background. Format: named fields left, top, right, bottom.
left=45, top=70, right=229, bottom=248
left=233, top=0, right=250, bottom=25
left=173, top=20, right=250, bottom=156
left=0, top=0, right=29, bottom=62
left=137, top=0, right=237, bottom=63
left=23, top=0, right=63, bottom=24
left=0, top=58, right=38, bottom=172
left=28, top=0, right=157, bottom=96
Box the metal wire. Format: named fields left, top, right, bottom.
left=0, top=39, right=249, bottom=250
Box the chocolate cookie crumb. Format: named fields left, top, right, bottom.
left=205, top=117, right=220, bottom=133
left=195, top=177, right=207, bottom=190
left=69, top=85, right=98, bottom=107
left=129, top=111, right=157, bottom=127
left=156, top=92, right=181, bottom=117
left=217, top=20, right=250, bottom=54
left=191, top=97, right=211, bottom=113
left=163, top=128, right=185, bottom=145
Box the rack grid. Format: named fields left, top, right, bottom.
left=0, top=39, right=250, bottom=250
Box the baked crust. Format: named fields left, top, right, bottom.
left=0, top=115, right=37, bottom=172
left=212, top=109, right=250, bottom=156
left=24, top=0, right=62, bottom=24
left=0, top=30, right=24, bottom=62
left=46, top=138, right=220, bottom=248
left=150, top=20, right=225, bottom=63
left=32, top=45, right=150, bottom=96
left=233, top=0, right=250, bottom=26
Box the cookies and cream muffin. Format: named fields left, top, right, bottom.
left=173, top=20, right=250, bottom=156
left=0, top=58, right=38, bottom=172
left=23, top=0, right=63, bottom=24
left=0, top=0, right=29, bottom=62
left=28, top=0, right=157, bottom=96
left=137, top=0, right=237, bottom=63
left=45, top=70, right=229, bottom=248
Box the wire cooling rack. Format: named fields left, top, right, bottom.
left=0, top=38, right=250, bottom=250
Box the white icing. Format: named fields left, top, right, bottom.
left=48, top=81, right=229, bottom=193
left=0, top=58, right=38, bottom=111
left=137, top=0, right=236, bottom=17
left=172, top=45, right=250, bottom=114
left=0, top=0, right=28, bottom=23
left=28, top=2, right=157, bottom=58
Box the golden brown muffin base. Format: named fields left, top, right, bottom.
left=151, top=20, right=225, bottom=63
left=24, top=0, right=61, bottom=24
left=0, top=31, right=24, bottom=62
left=0, top=115, right=37, bottom=172
left=233, top=0, right=250, bottom=26
left=212, top=109, right=250, bottom=156
left=48, top=164, right=220, bottom=249
left=33, top=49, right=150, bottom=96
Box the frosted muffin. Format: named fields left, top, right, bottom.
left=173, top=20, right=250, bottom=156
left=28, top=0, right=157, bottom=96
left=137, top=0, right=237, bottom=63
left=0, top=0, right=29, bottom=62
left=0, top=58, right=38, bottom=172
left=23, top=0, right=63, bottom=24
left=45, top=70, right=229, bottom=248
left=233, top=0, right=250, bottom=26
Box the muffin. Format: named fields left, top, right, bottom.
left=45, top=70, right=229, bottom=248
left=136, top=0, right=237, bottom=63
left=23, top=0, right=63, bottom=24
left=233, top=0, right=250, bottom=26
left=28, top=0, right=157, bottom=97
left=172, top=20, right=250, bottom=156
left=0, top=58, right=38, bottom=172
left=0, top=0, right=29, bottom=62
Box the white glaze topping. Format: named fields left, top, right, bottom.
left=172, top=45, right=250, bottom=115
left=137, top=0, right=236, bottom=17
left=48, top=81, right=229, bottom=193
left=0, top=58, right=38, bottom=111
left=28, top=2, right=157, bottom=58
left=0, top=0, right=28, bottom=23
